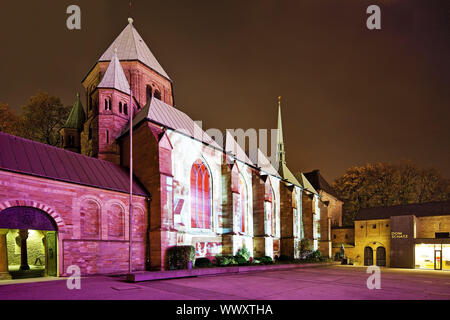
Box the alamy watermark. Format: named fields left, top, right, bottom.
left=66, top=5, right=81, bottom=30
left=66, top=265, right=81, bottom=290
left=366, top=5, right=381, bottom=30
left=366, top=265, right=381, bottom=290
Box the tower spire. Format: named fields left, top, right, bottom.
left=277, top=96, right=286, bottom=165
left=128, top=0, right=133, bottom=22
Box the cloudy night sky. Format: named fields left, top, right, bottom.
left=0, top=0, right=448, bottom=181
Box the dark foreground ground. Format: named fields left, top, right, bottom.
left=0, top=265, right=449, bottom=300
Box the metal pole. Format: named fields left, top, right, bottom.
left=128, top=86, right=133, bottom=275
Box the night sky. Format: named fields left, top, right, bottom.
left=0, top=0, right=448, bottom=181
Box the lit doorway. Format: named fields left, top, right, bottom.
left=0, top=207, right=58, bottom=279
left=435, top=250, right=442, bottom=270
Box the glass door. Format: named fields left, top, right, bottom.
left=435, top=250, right=442, bottom=270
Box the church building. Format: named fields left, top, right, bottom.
left=0, top=18, right=333, bottom=279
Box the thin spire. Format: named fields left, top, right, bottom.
left=277, top=96, right=285, bottom=165
left=128, top=0, right=133, bottom=21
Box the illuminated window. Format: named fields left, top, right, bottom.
left=190, top=160, right=211, bottom=229
left=264, top=187, right=275, bottom=236
left=237, top=176, right=248, bottom=233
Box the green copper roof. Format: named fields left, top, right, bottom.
left=64, top=93, right=86, bottom=130
left=279, top=162, right=301, bottom=186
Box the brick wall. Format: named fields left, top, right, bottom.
left=0, top=170, right=148, bottom=276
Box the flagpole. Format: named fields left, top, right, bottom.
left=128, top=83, right=133, bottom=275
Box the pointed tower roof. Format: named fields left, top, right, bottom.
left=64, top=93, right=86, bottom=130
left=277, top=96, right=286, bottom=165
left=276, top=96, right=297, bottom=185
left=99, top=18, right=170, bottom=81
left=275, top=97, right=317, bottom=194
left=97, top=49, right=131, bottom=95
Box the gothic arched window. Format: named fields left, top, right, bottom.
left=119, top=102, right=123, bottom=114
left=190, top=160, right=211, bottom=229
left=154, top=90, right=161, bottom=100
left=124, top=103, right=128, bottom=116
left=265, top=186, right=274, bottom=236
left=146, top=85, right=152, bottom=104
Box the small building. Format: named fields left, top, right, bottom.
left=353, top=201, right=450, bottom=270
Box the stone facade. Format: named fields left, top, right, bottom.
left=0, top=170, right=148, bottom=276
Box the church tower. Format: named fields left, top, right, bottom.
left=60, top=93, right=85, bottom=153
left=80, top=18, right=173, bottom=163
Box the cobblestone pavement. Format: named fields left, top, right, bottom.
left=0, top=265, right=449, bottom=300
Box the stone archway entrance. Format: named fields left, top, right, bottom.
left=364, top=246, right=373, bottom=266
left=376, top=246, right=386, bottom=267
left=0, top=207, right=58, bottom=279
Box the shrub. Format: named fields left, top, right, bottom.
left=305, top=250, right=322, bottom=262
left=195, top=257, right=213, bottom=268
left=255, top=256, right=274, bottom=265
left=167, top=245, right=195, bottom=270
left=300, top=238, right=312, bottom=253
left=214, top=255, right=237, bottom=267
left=236, top=246, right=251, bottom=262
left=300, top=250, right=313, bottom=260
left=234, top=256, right=249, bottom=266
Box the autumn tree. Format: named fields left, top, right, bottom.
left=332, top=162, right=450, bottom=226
left=0, top=103, right=20, bottom=135
left=16, top=91, right=71, bottom=146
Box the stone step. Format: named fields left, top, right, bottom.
left=126, top=262, right=336, bottom=282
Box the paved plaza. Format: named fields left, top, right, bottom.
left=0, top=265, right=449, bottom=300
